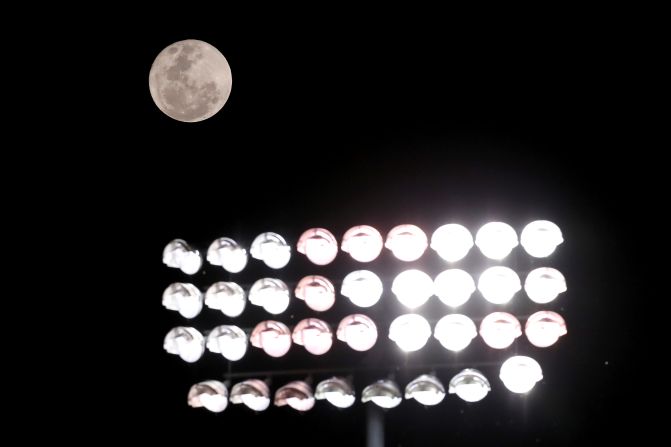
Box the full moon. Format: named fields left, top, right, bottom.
left=149, top=39, right=232, bottom=122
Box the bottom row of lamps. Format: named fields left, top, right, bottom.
left=188, top=356, right=543, bottom=413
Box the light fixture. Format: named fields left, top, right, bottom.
left=520, top=220, right=563, bottom=258
left=362, top=380, right=402, bottom=409
left=430, top=224, right=474, bottom=262
left=250, top=232, right=291, bottom=269
left=275, top=381, right=315, bottom=411
left=163, top=326, right=205, bottom=363
left=204, top=282, right=246, bottom=317
left=479, top=312, right=522, bottom=349
left=433, top=314, right=477, bottom=352
left=249, top=278, right=290, bottom=314
left=404, top=374, right=445, bottom=406
left=297, top=228, right=339, bottom=265
left=292, top=318, right=333, bottom=355
left=162, top=239, right=202, bottom=274
left=230, top=379, right=271, bottom=411
left=388, top=314, right=432, bottom=352
left=474, top=222, right=518, bottom=260
left=391, top=269, right=434, bottom=308
left=206, top=325, right=248, bottom=361
left=478, top=266, right=521, bottom=304
left=341, top=225, right=384, bottom=262
left=336, top=314, right=378, bottom=351
left=448, top=369, right=490, bottom=402
left=162, top=282, right=203, bottom=318
left=525, top=311, right=567, bottom=347
left=187, top=380, right=228, bottom=413
left=433, top=269, right=476, bottom=307
left=500, top=356, right=543, bottom=393
left=341, top=270, right=383, bottom=307
left=206, top=237, right=248, bottom=273
left=315, top=377, right=356, bottom=408
left=294, top=275, right=336, bottom=312
left=384, top=224, right=428, bottom=261
left=524, top=268, right=567, bottom=304
left=250, top=321, right=292, bottom=357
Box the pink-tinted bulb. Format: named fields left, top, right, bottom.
left=525, top=311, right=567, bottom=347
left=341, top=225, right=384, bottom=262
left=292, top=318, right=333, bottom=355
left=250, top=321, right=292, bottom=357
left=336, top=314, right=378, bottom=351
left=479, top=312, right=522, bottom=349
left=385, top=224, right=428, bottom=261
left=297, top=228, right=338, bottom=265
left=294, top=275, right=336, bottom=312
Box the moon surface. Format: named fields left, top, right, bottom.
left=149, top=39, right=232, bottom=122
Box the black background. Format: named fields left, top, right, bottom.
left=101, top=18, right=646, bottom=446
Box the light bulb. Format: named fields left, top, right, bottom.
left=362, top=380, right=402, bottom=409
left=385, top=224, right=428, bottom=261
left=336, top=314, right=378, bottom=351
left=448, top=369, right=490, bottom=402
left=162, top=239, right=202, bottom=274
left=292, top=319, right=333, bottom=355
left=315, top=377, right=356, bottom=408
left=391, top=269, right=434, bottom=309
left=524, top=268, right=567, bottom=304
left=206, top=325, right=248, bottom=361
left=250, top=321, right=292, bottom=357
left=295, top=275, right=336, bottom=312
left=206, top=237, right=248, bottom=273
left=341, top=270, right=383, bottom=307
left=297, top=228, right=338, bottom=265
left=520, top=220, right=563, bottom=257
left=204, top=281, right=246, bottom=317
left=405, top=374, right=445, bottom=406
left=479, top=312, right=522, bottom=349
left=230, top=379, right=270, bottom=411
left=249, top=278, right=290, bottom=314
left=478, top=266, right=521, bottom=304
left=475, top=222, right=518, bottom=260
left=525, top=311, right=567, bottom=347
left=250, top=232, right=291, bottom=269
left=341, top=225, right=384, bottom=262
left=500, top=356, right=543, bottom=393
left=163, top=326, right=205, bottom=363
left=434, top=269, right=476, bottom=307
left=430, top=224, right=474, bottom=262
left=188, top=380, right=228, bottom=413
left=433, top=314, right=477, bottom=351
left=162, top=282, right=203, bottom=319
left=388, top=314, right=432, bottom=352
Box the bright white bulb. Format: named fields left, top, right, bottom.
left=341, top=225, right=384, bottom=262
left=362, top=380, right=402, bottom=408
left=479, top=312, right=522, bottom=349
left=162, top=283, right=203, bottom=319
left=315, top=377, right=356, bottom=409
left=341, top=270, right=383, bottom=307
left=292, top=319, right=333, bottom=355
left=241, top=394, right=271, bottom=412
left=188, top=381, right=228, bottom=413
left=478, top=266, right=521, bottom=304
left=250, top=321, right=292, bottom=357
left=204, top=282, right=246, bottom=317
left=434, top=269, right=476, bottom=307
left=336, top=314, right=378, bottom=351
left=249, top=278, right=290, bottom=314
left=325, top=392, right=355, bottom=408
left=297, top=228, right=339, bottom=265
left=275, top=381, right=315, bottom=412
left=206, top=237, right=248, bottom=273
left=520, top=220, right=563, bottom=257
left=431, top=224, right=474, bottom=262
left=448, top=369, right=491, bottom=402
left=500, top=356, right=543, bottom=393
left=164, top=327, right=205, bottom=363
left=524, top=268, right=567, bottom=304
left=206, top=325, right=248, bottom=361
left=433, top=314, right=477, bottom=351
left=295, top=275, right=336, bottom=312
left=385, top=224, right=428, bottom=261
left=475, top=222, right=518, bottom=260
left=388, top=314, right=432, bottom=352
left=250, top=232, right=291, bottom=269
left=163, top=239, right=202, bottom=275
left=392, top=269, right=434, bottom=308
left=230, top=379, right=270, bottom=411
left=405, top=375, right=445, bottom=406
left=525, top=311, right=567, bottom=347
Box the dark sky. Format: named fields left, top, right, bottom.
left=115, top=21, right=644, bottom=446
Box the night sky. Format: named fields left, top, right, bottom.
left=115, top=20, right=643, bottom=446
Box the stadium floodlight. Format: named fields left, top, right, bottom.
left=163, top=239, right=202, bottom=274
left=524, top=268, right=567, bottom=304
left=479, top=312, right=522, bottom=349
left=250, top=320, right=292, bottom=357
left=388, top=314, right=432, bottom=352
left=361, top=380, right=402, bottom=409
left=206, top=325, right=248, bottom=361
left=292, top=318, right=333, bottom=355
left=250, top=232, right=291, bottom=269
left=525, top=311, right=567, bottom=347
left=204, top=281, right=246, bottom=317
left=404, top=374, right=445, bottom=406
left=433, top=269, right=476, bottom=307
left=206, top=237, right=248, bottom=273
left=341, top=225, right=384, bottom=262
left=500, top=356, right=543, bottom=393
left=315, top=377, right=356, bottom=409
left=249, top=278, right=291, bottom=314
left=230, top=379, right=271, bottom=411
left=341, top=270, right=384, bottom=307
left=384, top=224, right=428, bottom=261
left=294, top=275, right=336, bottom=312
left=391, top=269, right=434, bottom=308
left=297, top=228, right=339, bottom=265
left=430, top=224, right=474, bottom=262
left=520, top=220, right=563, bottom=258
left=448, top=369, right=490, bottom=402
left=475, top=222, right=518, bottom=260
left=478, top=266, right=521, bottom=304
left=275, top=381, right=315, bottom=411
left=162, top=282, right=203, bottom=318
left=433, top=314, right=477, bottom=352
left=164, top=326, right=205, bottom=362
left=188, top=380, right=228, bottom=413
left=336, top=314, right=378, bottom=351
